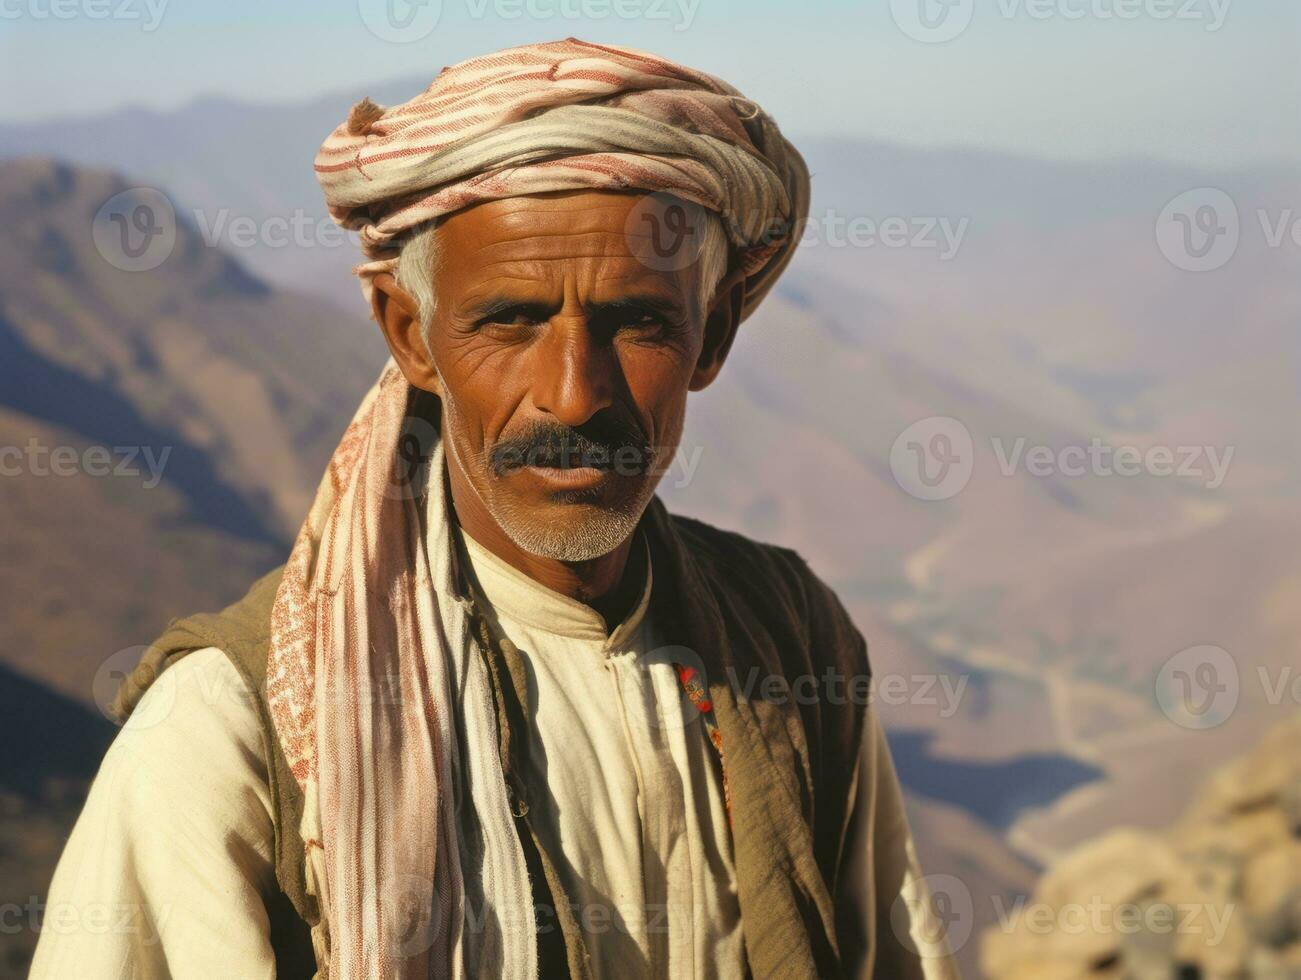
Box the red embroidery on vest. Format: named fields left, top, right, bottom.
left=673, top=662, right=732, bottom=826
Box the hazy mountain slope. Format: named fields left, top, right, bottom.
left=0, top=404, right=280, bottom=702
left=0, top=157, right=387, bottom=975
left=2, top=91, right=1297, bottom=976
left=0, top=662, right=116, bottom=977
left=0, top=158, right=390, bottom=702
left=667, top=272, right=1301, bottom=866
left=0, top=79, right=426, bottom=310
left=0, top=159, right=388, bottom=539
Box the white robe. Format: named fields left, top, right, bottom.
left=30, top=509, right=960, bottom=979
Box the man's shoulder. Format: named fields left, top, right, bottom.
left=104, top=646, right=273, bottom=806
left=666, top=511, right=866, bottom=659
left=667, top=511, right=834, bottom=596
left=668, top=510, right=800, bottom=563
left=36, top=644, right=279, bottom=972
left=113, top=564, right=285, bottom=723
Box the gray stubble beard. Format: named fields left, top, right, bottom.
left=438, top=385, right=676, bottom=562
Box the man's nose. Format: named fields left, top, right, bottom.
left=531, top=317, right=617, bottom=427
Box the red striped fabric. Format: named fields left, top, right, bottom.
left=314, top=37, right=809, bottom=322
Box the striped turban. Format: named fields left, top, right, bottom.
left=315, top=37, right=810, bottom=321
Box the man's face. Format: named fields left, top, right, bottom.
left=409, top=190, right=733, bottom=561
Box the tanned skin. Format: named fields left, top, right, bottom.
left=370, top=190, right=746, bottom=627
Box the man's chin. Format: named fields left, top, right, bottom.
left=488, top=476, right=653, bottom=560
left=511, top=483, right=635, bottom=522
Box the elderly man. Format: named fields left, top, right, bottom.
left=33, top=39, right=958, bottom=980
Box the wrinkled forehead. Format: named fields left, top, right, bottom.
left=433, top=190, right=716, bottom=295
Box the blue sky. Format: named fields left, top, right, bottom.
left=2, top=0, right=1297, bottom=168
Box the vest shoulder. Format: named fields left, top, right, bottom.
left=667, top=513, right=861, bottom=647
left=669, top=512, right=815, bottom=584
left=112, top=564, right=286, bottom=723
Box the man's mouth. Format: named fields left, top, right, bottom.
left=507, top=445, right=617, bottom=490
left=491, top=433, right=653, bottom=479
left=521, top=445, right=613, bottom=471
left=520, top=463, right=612, bottom=490
left=486, top=414, right=660, bottom=496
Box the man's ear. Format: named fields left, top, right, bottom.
left=370, top=271, right=441, bottom=395
left=689, top=265, right=746, bottom=392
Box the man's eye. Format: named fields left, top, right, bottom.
left=478, top=309, right=543, bottom=330
left=619, top=312, right=671, bottom=333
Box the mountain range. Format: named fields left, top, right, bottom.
left=1, top=85, right=1296, bottom=976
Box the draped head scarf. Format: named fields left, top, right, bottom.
left=270, top=38, right=810, bottom=977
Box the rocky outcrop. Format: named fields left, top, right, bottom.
left=982, top=716, right=1301, bottom=979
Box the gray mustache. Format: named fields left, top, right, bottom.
left=486, top=420, right=655, bottom=476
